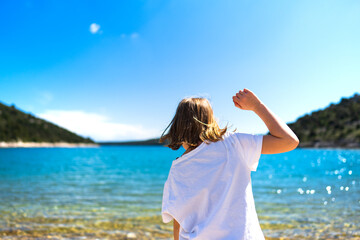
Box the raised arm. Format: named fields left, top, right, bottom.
left=232, top=89, right=299, bottom=154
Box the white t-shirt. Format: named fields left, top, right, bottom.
left=161, top=131, right=264, bottom=240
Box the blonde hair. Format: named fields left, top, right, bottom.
left=160, top=97, right=227, bottom=150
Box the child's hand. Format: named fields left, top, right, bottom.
left=232, top=89, right=262, bottom=112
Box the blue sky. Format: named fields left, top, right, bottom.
left=1, top=0, right=359, bottom=141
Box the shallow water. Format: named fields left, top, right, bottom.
left=0, top=147, right=359, bottom=239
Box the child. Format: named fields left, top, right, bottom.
left=160, top=89, right=299, bottom=240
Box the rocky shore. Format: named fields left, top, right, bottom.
left=0, top=141, right=98, bottom=148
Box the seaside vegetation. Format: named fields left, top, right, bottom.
left=0, top=102, right=94, bottom=143
left=288, top=93, right=360, bottom=148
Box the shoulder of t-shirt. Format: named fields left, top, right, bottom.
left=224, top=131, right=263, bottom=148
left=223, top=130, right=250, bottom=141
left=225, top=130, right=262, bottom=138
left=222, top=131, right=246, bottom=150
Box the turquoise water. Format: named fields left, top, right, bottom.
left=0, top=147, right=359, bottom=239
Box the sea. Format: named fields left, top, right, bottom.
left=0, top=147, right=359, bottom=239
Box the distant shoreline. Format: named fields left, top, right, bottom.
left=1, top=141, right=358, bottom=149
left=98, top=138, right=163, bottom=146
left=98, top=139, right=359, bottom=149
left=0, top=141, right=99, bottom=148
left=298, top=142, right=360, bottom=149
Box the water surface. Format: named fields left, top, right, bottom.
left=0, top=147, right=359, bottom=239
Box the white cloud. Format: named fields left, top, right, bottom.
left=37, top=110, right=159, bottom=142
left=89, top=23, right=101, bottom=34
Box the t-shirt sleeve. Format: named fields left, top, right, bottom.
left=230, top=132, right=263, bottom=171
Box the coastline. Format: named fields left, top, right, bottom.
left=0, top=141, right=99, bottom=148
left=99, top=138, right=360, bottom=149
left=299, top=141, right=360, bottom=149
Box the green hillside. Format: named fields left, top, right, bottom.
left=0, top=102, right=94, bottom=143
left=288, top=93, right=360, bottom=148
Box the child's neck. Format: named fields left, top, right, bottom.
left=182, top=143, right=190, bottom=150
left=181, top=142, right=202, bottom=156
